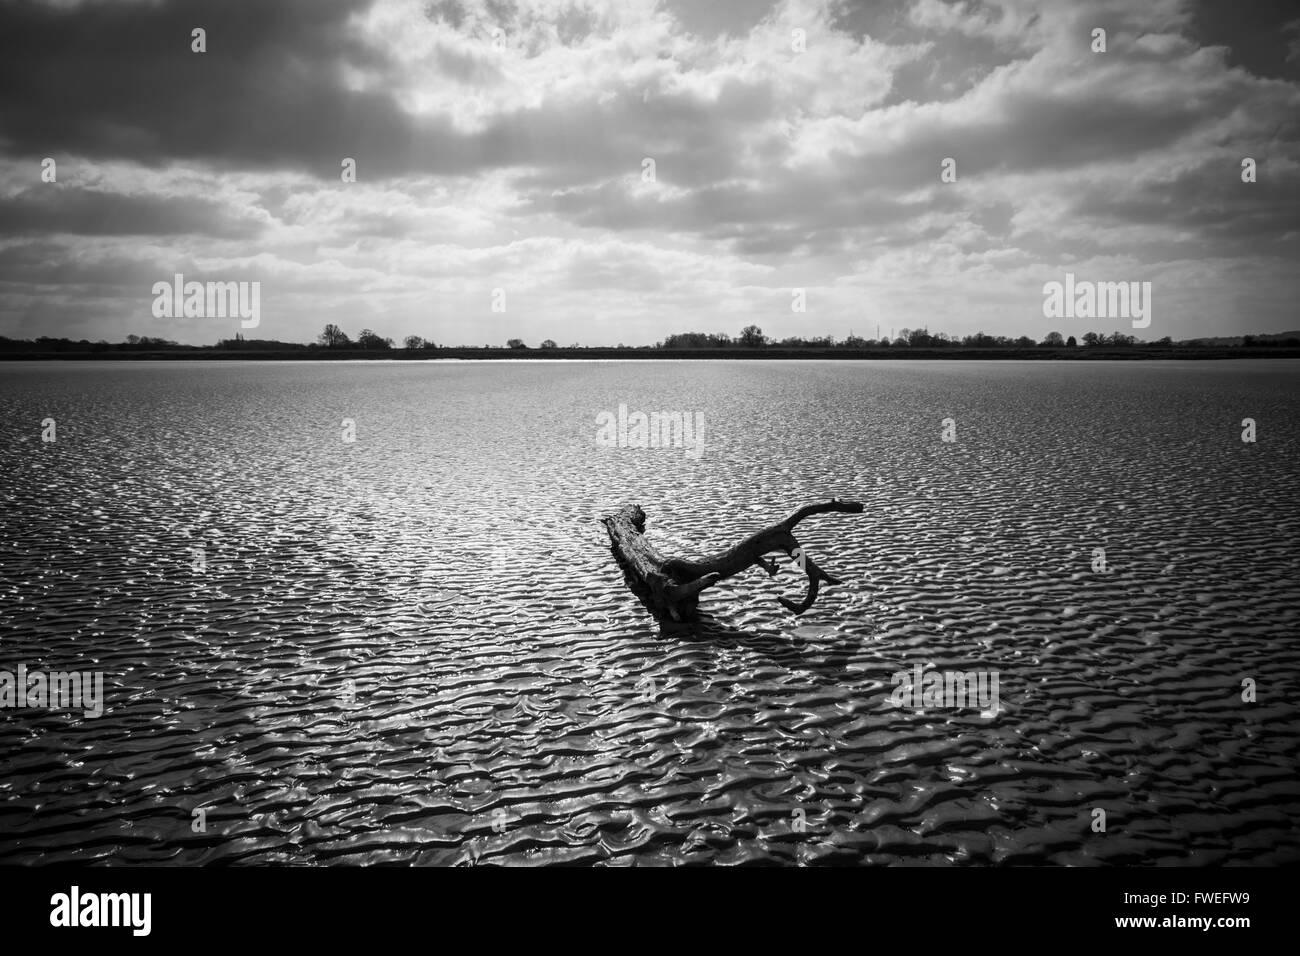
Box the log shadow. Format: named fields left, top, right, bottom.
left=688, top=611, right=865, bottom=690
left=613, top=557, right=862, bottom=689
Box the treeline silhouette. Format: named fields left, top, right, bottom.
left=655, top=325, right=1300, bottom=349
left=3, top=322, right=1298, bottom=355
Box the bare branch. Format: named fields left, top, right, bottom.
left=603, top=500, right=862, bottom=621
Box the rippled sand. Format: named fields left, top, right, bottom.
left=1, top=359, right=1297, bottom=865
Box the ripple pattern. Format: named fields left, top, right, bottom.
left=1, top=359, right=1297, bottom=865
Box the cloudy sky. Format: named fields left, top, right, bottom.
left=1, top=0, right=1297, bottom=346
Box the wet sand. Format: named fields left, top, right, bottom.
left=1, top=359, right=1297, bottom=864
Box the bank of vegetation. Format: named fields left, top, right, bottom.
left=4, top=322, right=1298, bottom=360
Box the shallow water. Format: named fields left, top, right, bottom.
left=1, top=359, right=1297, bottom=865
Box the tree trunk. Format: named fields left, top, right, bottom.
left=601, top=499, right=863, bottom=622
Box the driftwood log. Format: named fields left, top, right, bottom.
left=601, top=500, right=864, bottom=622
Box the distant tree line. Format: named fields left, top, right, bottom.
left=0, top=334, right=197, bottom=353
left=652, top=326, right=1171, bottom=349
left=317, top=323, right=416, bottom=350
left=648, top=325, right=1300, bottom=350
left=3, top=325, right=1298, bottom=356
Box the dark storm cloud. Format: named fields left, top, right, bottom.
left=826, top=85, right=1242, bottom=181
left=0, top=185, right=264, bottom=237
left=1062, top=161, right=1300, bottom=253
left=0, top=0, right=418, bottom=175
left=0, top=0, right=778, bottom=184
left=1189, top=0, right=1300, bottom=81
left=0, top=238, right=154, bottom=288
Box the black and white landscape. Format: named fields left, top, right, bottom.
left=0, top=0, right=1298, bottom=874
